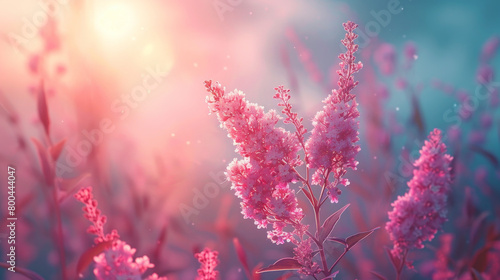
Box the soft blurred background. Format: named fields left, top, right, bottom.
left=0, top=0, right=499, bottom=279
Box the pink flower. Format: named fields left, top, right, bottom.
left=477, top=65, right=494, bottom=84
left=374, top=43, right=396, bottom=75
left=480, top=36, right=500, bottom=63
left=206, top=80, right=304, bottom=244
left=480, top=113, right=493, bottom=128
left=305, top=21, right=362, bottom=201
left=293, top=238, right=320, bottom=276
left=195, top=248, right=219, bottom=280
left=447, top=125, right=461, bottom=143
left=93, top=240, right=154, bottom=280
left=404, top=42, right=417, bottom=62
left=386, top=129, right=453, bottom=258
left=75, top=187, right=166, bottom=280
left=75, top=187, right=119, bottom=244
left=432, top=234, right=454, bottom=280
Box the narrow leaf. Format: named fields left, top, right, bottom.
left=472, top=246, right=491, bottom=273
left=470, top=268, right=486, bottom=280
left=385, top=246, right=401, bottom=271
left=152, top=223, right=168, bottom=261
left=32, top=138, right=54, bottom=186
left=319, top=204, right=350, bottom=242
left=0, top=92, right=18, bottom=124
left=327, top=237, right=346, bottom=246
left=470, top=145, right=499, bottom=168
left=233, top=238, right=251, bottom=278
left=470, top=212, right=489, bottom=247
left=410, top=93, right=425, bottom=135
left=465, top=187, right=478, bottom=219
left=76, top=240, right=113, bottom=277
left=319, top=271, right=339, bottom=279
left=50, top=138, right=66, bottom=161
left=299, top=186, right=315, bottom=205
left=37, top=80, right=50, bottom=134
left=251, top=263, right=263, bottom=280
left=58, top=173, right=91, bottom=203
left=370, top=271, right=387, bottom=280
left=346, top=227, right=379, bottom=249
left=257, top=258, right=302, bottom=273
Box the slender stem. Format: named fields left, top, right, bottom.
left=318, top=169, right=331, bottom=203
left=319, top=196, right=328, bottom=208
left=52, top=183, right=67, bottom=280
left=319, top=185, right=326, bottom=204
left=289, top=164, right=308, bottom=184
left=314, top=205, right=321, bottom=235
left=396, top=250, right=407, bottom=280
left=304, top=230, right=319, bottom=246
left=41, top=105, right=66, bottom=280
left=329, top=248, right=348, bottom=274
left=312, top=201, right=330, bottom=276
left=319, top=245, right=329, bottom=276
left=307, top=182, right=317, bottom=206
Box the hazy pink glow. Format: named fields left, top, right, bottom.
left=1, top=1, right=499, bottom=280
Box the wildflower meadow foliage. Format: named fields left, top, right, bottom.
left=1, top=1, right=500, bottom=280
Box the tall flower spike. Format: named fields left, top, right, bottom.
left=386, top=129, right=453, bottom=259
left=195, top=248, right=220, bottom=280
left=75, top=186, right=119, bottom=244
left=205, top=80, right=304, bottom=244
left=305, top=21, right=363, bottom=202
left=75, top=187, right=167, bottom=280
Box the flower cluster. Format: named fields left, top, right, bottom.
left=305, top=21, right=363, bottom=202
left=195, top=248, right=220, bottom=280
left=386, top=129, right=453, bottom=258
left=293, top=238, right=320, bottom=276
left=206, top=81, right=304, bottom=244
left=75, top=187, right=166, bottom=280
left=93, top=240, right=160, bottom=280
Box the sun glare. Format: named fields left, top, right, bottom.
left=93, top=3, right=136, bottom=39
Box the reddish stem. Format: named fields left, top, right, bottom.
left=52, top=181, right=67, bottom=280
left=396, top=250, right=408, bottom=280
